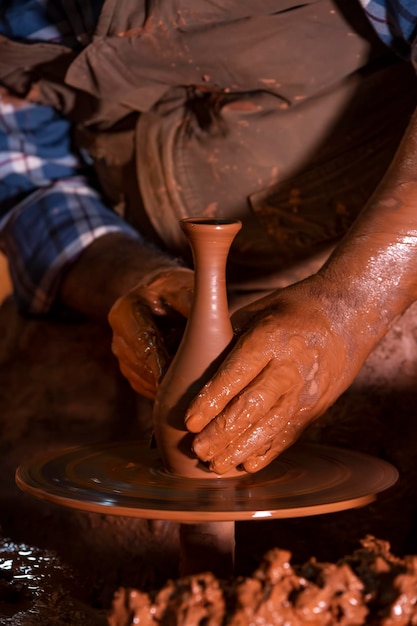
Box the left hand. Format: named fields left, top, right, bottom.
left=185, top=275, right=376, bottom=474
left=108, top=267, right=194, bottom=399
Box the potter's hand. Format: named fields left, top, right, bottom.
left=186, top=108, right=417, bottom=473
left=185, top=276, right=377, bottom=474
left=108, top=267, right=194, bottom=399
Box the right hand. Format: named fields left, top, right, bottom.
left=108, top=267, right=194, bottom=398
left=185, top=274, right=380, bottom=474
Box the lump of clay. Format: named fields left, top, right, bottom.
left=108, top=536, right=417, bottom=626
left=109, top=572, right=225, bottom=626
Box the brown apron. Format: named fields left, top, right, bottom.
left=1, top=0, right=416, bottom=288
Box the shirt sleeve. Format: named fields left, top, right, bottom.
left=0, top=95, right=140, bottom=314
left=0, top=0, right=140, bottom=315
left=359, top=1, right=417, bottom=62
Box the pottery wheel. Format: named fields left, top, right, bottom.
left=15, top=442, right=398, bottom=522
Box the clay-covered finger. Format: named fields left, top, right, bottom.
left=192, top=390, right=273, bottom=462
left=185, top=337, right=269, bottom=433
left=192, top=361, right=298, bottom=462
left=109, top=296, right=169, bottom=397
left=243, top=438, right=291, bottom=473
left=207, top=405, right=298, bottom=474
left=205, top=368, right=305, bottom=474
left=242, top=405, right=322, bottom=473
left=192, top=362, right=285, bottom=459
left=145, top=267, right=194, bottom=317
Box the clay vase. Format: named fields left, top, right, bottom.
left=152, top=218, right=242, bottom=478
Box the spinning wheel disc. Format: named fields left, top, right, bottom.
left=16, top=442, right=398, bottom=522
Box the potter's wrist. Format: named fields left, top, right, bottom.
left=124, top=266, right=195, bottom=318
left=308, top=105, right=417, bottom=338
left=320, top=132, right=417, bottom=325
left=317, top=249, right=413, bottom=344
left=59, top=233, right=188, bottom=319
left=129, top=266, right=194, bottom=292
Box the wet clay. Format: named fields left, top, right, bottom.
left=108, top=535, right=417, bottom=626
left=6, top=533, right=417, bottom=625
left=0, top=538, right=105, bottom=626
left=152, top=218, right=242, bottom=478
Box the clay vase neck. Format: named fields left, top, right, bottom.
left=152, top=218, right=242, bottom=478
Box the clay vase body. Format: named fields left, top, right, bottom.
left=152, top=218, right=242, bottom=478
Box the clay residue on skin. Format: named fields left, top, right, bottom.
left=188, top=296, right=351, bottom=475
left=109, top=535, right=417, bottom=625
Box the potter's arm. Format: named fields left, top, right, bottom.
left=0, top=88, right=193, bottom=400
left=0, top=4, right=194, bottom=400
left=59, top=234, right=194, bottom=399
left=185, top=106, right=417, bottom=474
left=316, top=103, right=417, bottom=328
left=58, top=233, right=190, bottom=321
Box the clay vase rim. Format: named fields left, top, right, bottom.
left=180, top=217, right=242, bottom=229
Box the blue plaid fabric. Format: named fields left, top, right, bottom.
left=0, top=0, right=139, bottom=315
left=0, top=0, right=101, bottom=46
left=359, top=0, right=417, bottom=63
